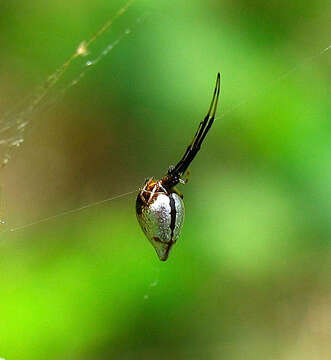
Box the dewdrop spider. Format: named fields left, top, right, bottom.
left=136, top=73, right=221, bottom=261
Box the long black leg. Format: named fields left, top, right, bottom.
left=172, top=72, right=220, bottom=176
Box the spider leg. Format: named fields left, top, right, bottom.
left=158, top=181, right=169, bottom=194
left=180, top=169, right=191, bottom=184
left=173, top=73, right=220, bottom=177
left=171, top=186, right=184, bottom=199
left=147, top=185, right=157, bottom=204
left=140, top=182, right=148, bottom=203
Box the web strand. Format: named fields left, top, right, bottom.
left=0, top=0, right=137, bottom=168
left=215, top=42, right=331, bottom=122
left=39, top=14, right=146, bottom=113
left=1, top=190, right=137, bottom=235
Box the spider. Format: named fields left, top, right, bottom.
left=136, top=73, right=221, bottom=261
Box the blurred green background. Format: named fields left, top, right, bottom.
left=0, top=0, right=330, bottom=359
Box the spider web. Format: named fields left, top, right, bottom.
left=0, top=1, right=330, bottom=234
left=0, top=0, right=144, bottom=230
left=0, top=0, right=139, bottom=169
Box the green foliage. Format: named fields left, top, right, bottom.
left=0, top=0, right=330, bottom=358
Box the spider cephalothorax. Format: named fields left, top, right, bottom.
left=136, top=73, right=221, bottom=261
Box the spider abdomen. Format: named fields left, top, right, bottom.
left=136, top=190, right=184, bottom=261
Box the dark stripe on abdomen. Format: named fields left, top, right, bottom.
left=169, top=194, right=176, bottom=240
